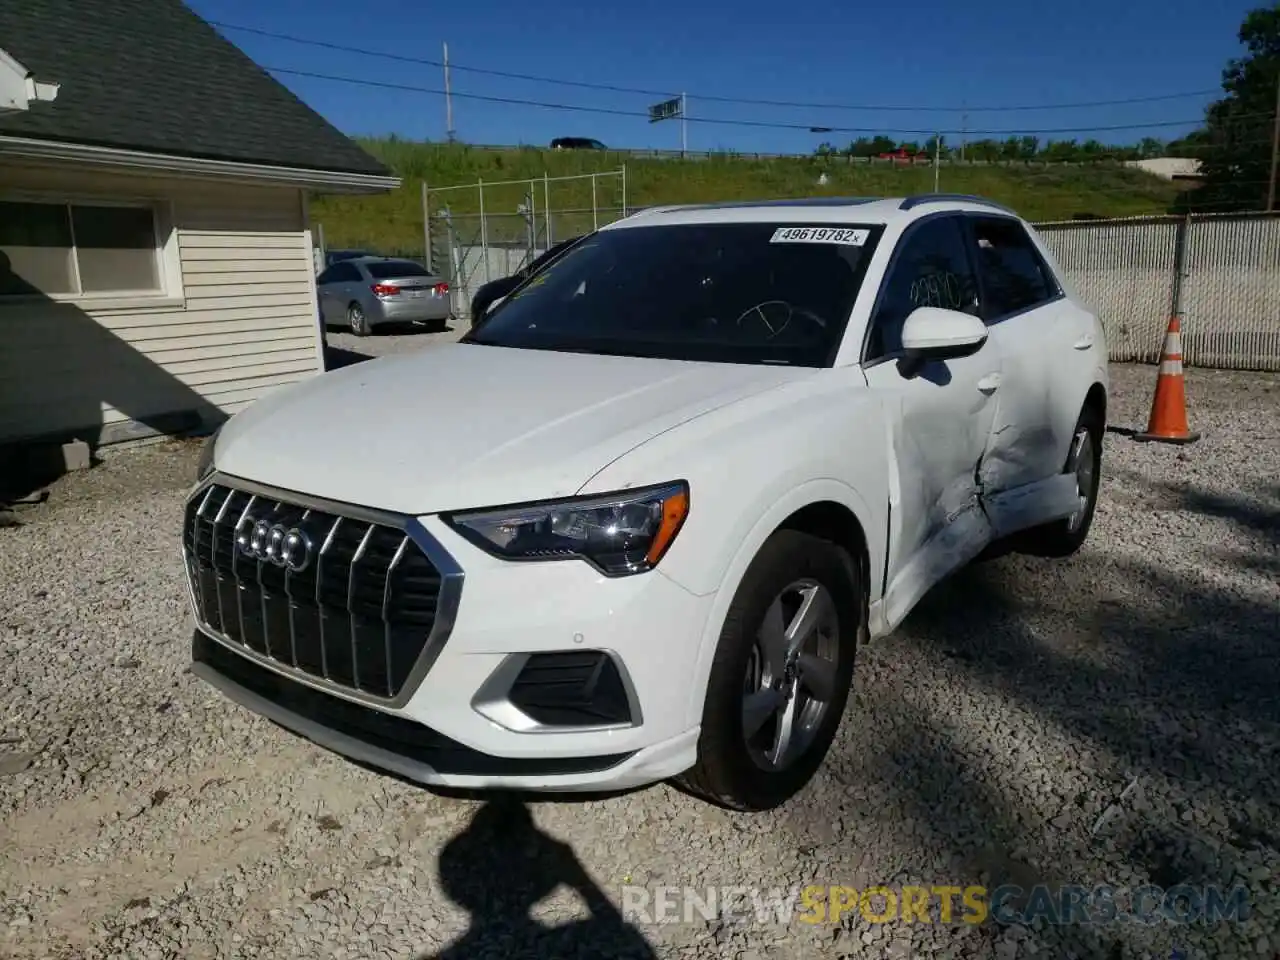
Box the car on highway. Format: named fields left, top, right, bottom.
left=316, top=256, right=452, bottom=335
left=185, top=194, right=1108, bottom=811
left=551, top=137, right=607, bottom=150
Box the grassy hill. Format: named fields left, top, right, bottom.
left=311, top=139, right=1184, bottom=255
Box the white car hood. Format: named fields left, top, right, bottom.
left=214, top=343, right=806, bottom=515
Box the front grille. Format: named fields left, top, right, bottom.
left=182, top=481, right=454, bottom=701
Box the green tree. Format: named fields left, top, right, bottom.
left=923, top=134, right=949, bottom=158
left=966, top=139, right=1002, bottom=161
left=1189, top=3, right=1280, bottom=211
left=1138, top=137, right=1166, bottom=158
left=1040, top=139, right=1079, bottom=161
left=1167, top=129, right=1211, bottom=158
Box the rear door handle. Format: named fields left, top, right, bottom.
left=977, top=373, right=1002, bottom=394
left=1073, top=335, right=1094, bottom=350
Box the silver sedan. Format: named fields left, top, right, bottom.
left=317, top=257, right=453, bottom=335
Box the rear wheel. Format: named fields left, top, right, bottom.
left=348, top=302, right=371, bottom=336
left=1022, top=403, right=1103, bottom=557
left=677, top=530, right=861, bottom=811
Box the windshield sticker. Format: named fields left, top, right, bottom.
left=770, top=226, right=868, bottom=246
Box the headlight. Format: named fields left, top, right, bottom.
left=195, top=423, right=222, bottom=483
left=442, top=481, right=689, bottom=577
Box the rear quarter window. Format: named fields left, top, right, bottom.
left=970, top=217, right=1060, bottom=319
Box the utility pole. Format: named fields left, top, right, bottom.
left=680, top=93, right=688, bottom=157
left=1268, top=69, right=1280, bottom=211
left=960, top=103, right=968, bottom=162
left=933, top=132, right=941, bottom=192
left=443, top=42, right=455, bottom=142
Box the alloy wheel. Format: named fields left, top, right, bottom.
left=349, top=304, right=367, bottom=335
left=1066, top=427, right=1096, bottom=533
left=741, top=579, right=841, bottom=772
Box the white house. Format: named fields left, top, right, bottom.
left=0, top=0, right=399, bottom=456
left=1124, top=157, right=1204, bottom=182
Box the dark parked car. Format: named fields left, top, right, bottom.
left=550, top=137, right=607, bottom=150
left=323, top=248, right=373, bottom=268
left=468, top=236, right=587, bottom=325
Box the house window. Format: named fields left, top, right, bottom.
left=0, top=200, right=163, bottom=298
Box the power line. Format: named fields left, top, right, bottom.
left=263, top=66, right=1224, bottom=137
left=215, top=20, right=1220, bottom=115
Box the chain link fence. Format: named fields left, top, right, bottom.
left=1037, top=211, right=1280, bottom=372
left=423, top=171, right=626, bottom=320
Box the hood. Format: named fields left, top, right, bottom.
left=213, top=342, right=807, bottom=515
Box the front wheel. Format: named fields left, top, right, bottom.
left=676, top=530, right=861, bottom=811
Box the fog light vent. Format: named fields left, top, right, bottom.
left=507, top=651, right=634, bottom=726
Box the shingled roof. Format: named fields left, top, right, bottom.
left=0, top=0, right=389, bottom=178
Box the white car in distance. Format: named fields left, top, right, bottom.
left=185, top=194, right=1107, bottom=811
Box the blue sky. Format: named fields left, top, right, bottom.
left=189, top=0, right=1259, bottom=154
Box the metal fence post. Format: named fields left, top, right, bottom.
left=1171, top=213, right=1190, bottom=324
left=478, top=177, right=490, bottom=283
left=421, top=180, right=431, bottom=271
left=544, top=172, right=552, bottom=247
left=316, top=221, right=326, bottom=269
left=621, top=164, right=627, bottom=217
left=529, top=178, right=537, bottom=252
left=591, top=174, right=598, bottom=231
left=524, top=190, right=535, bottom=263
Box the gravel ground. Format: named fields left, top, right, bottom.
left=2, top=361, right=1278, bottom=960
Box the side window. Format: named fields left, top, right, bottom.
left=317, top=266, right=336, bottom=285
left=970, top=217, right=1058, bottom=319
left=866, top=216, right=979, bottom=362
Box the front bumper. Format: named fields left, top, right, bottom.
left=185, top=478, right=712, bottom=791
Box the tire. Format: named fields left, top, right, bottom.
left=1021, top=403, right=1104, bottom=558
left=348, top=302, right=370, bottom=337
left=676, top=529, right=862, bottom=811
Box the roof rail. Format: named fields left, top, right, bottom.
left=899, top=194, right=1016, bottom=214
left=617, top=203, right=688, bottom=219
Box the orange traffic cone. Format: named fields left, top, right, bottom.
left=1134, top=316, right=1201, bottom=444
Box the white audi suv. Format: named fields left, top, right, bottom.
left=184, top=194, right=1108, bottom=811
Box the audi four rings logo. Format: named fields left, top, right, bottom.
left=236, top=518, right=313, bottom=572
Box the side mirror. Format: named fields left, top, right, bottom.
left=900, top=306, right=988, bottom=362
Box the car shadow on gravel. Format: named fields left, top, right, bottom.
left=421, top=798, right=657, bottom=959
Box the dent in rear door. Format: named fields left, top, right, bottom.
left=963, top=215, right=1087, bottom=537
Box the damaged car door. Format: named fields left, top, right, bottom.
left=962, top=213, right=1091, bottom=536
left=860, top=214, right=1005, bottom=630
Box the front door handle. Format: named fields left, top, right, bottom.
left=977, top=373, right=1002, bottom=394
left=1073, top=335, right=1094, bottom=350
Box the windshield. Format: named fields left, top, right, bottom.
left=462, top=222, right=883, bottom=366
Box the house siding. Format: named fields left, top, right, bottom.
left=0, top=162, right=321, bottom=446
